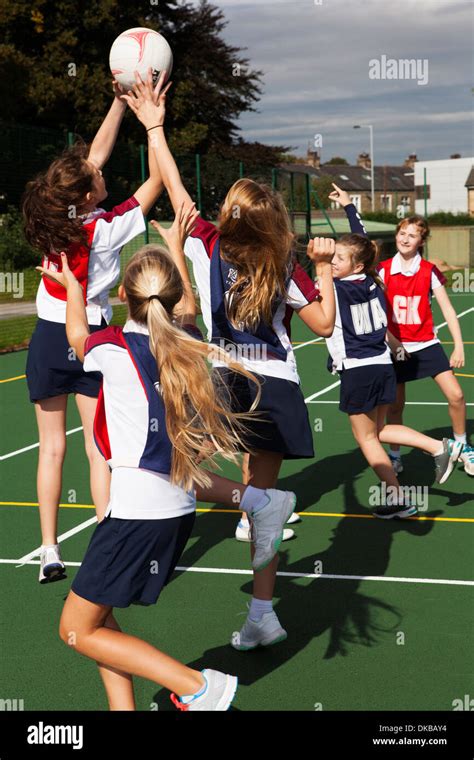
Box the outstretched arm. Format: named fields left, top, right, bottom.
left=329, top=183, right=368, bottom=237
left=88, top=82, right=127, bottom=170
left=151, top=202, right=200, bottom=325
left=122, top=72, right=194, bottom=215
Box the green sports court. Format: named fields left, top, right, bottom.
left=1, top=293, right=472, bottom=712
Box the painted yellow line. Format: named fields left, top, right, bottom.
left=0, top=501, right=472, bottom=523
left=0, top=374, right=26, bottom=384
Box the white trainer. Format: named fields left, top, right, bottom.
left=388, top=453, right=403, bottom=474
left=171, top=669, right=238, bottom=711
left=235, top=520, right=295, bottom=543
left=250, top=490, right=297, bottom=572
left=39, top=545, right=66, bottom=584
left=231, top=610, right=287, bottom=651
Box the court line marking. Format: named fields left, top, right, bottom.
left=306, top=400, right=474, bottom=405
left=1, top=558, right=472, bottom=587
left=6, top=304, right=474, bottom=560
left=15, top=516, right=98, bottom=566
left=0, top=426, right=84, bottom=461
left=435, top=307, right=473, bottom=331
left=2, top=502, right=472, bottom=523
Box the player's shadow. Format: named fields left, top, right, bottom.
left=153, top=449, right=440, bottom=709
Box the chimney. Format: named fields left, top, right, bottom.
left=450, top=153, right=461, bottom=159
left=357, top=152, right=371, bottom=170
left=404, top=153, right=417, bottom=169
left=306, top=149, right=321, bottom=169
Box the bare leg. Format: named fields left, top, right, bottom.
left=433, top=370, right=466, bottom=437
left=75, top=394, right=111, bottom=522
left=34, top=395, right=68, bottom=545
left=377, top=406, right=442, bottom=456
left=60, top=591, right=205, bottom=708
left=97, top=613, right=136, bottom=711
left=350, top=408, right=400, bottom=489
left=386, top=383, right=405, bottom=454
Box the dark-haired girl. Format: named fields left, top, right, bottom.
left=322, top=185, right=464, bottom=519
left=22, top=78, right=166, bottom=583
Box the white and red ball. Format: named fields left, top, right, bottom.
left=109, top=27, right=173, bottom=91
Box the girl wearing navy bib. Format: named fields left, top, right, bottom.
left=45, top=201, right=296, bottom=711
left=23, top=75, right=169, bottom=584
left=325, top=184, right=466, bottom=518
left=122, top=74, right=336, bottom=650
left=331, top=183, right=473, bottom=477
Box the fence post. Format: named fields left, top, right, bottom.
left=67, top=132, right=74, bottom=147
left=239, top=161, right=244, bottom=179
left=290, top=172, right=295, bottom=213
left=140, top=144, right=149, bottom=244
left=195, top=153, right=202, bottom=212
left=271, top=168, right=277, bottom=191
left=305, top=173, right=312, bottom=240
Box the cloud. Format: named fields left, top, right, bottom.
left=205, top=0, right=473, bottom=161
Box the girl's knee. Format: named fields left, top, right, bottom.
left=40, top=438, right=66, bottom=462
left=448, top=388, right=465, bottom=406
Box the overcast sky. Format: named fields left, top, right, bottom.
left=207, top=0, right=473, bottom=164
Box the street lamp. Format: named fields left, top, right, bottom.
left=354, top=124, right=375, bottom=211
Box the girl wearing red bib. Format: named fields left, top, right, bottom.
left=23, top=77, right=167, bottom=584
left=333, top=187, right=472, bottom=476
left=378, top=216, right=472, bottom=476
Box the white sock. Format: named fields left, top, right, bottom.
left=41, top=544, right=59, bottom=550
left=454, top=433, right=467, bottom=445
left=240, top=485, right=269, bottom=516
left=249, top=597, right=273, bottom=622
left=389, top=449, right=401, bottom=459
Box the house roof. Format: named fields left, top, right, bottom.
left=279, top=163, right=414, bottom=192
left=464, top=166, right=474, bottom=187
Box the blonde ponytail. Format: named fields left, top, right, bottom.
left=123, top=245, right=261, bottom=490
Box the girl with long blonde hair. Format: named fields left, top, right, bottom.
left=123, top=71, right=336, bottom=650
left=41, top=203, right=296, bottom=711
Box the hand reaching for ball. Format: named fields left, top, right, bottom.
left=121, top=67, right=172, bottom=131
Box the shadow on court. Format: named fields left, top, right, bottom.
left=153, top=445, right=442, bottom=708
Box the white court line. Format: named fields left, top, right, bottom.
left=8, top=306, right=474, bottom=563
left=0, top=426, right=83, bottom=461
left=308, top=400, right=474, bottom=406
left=293, top=337, right=324, bottom=351
left=304, top=380, right=340, bottom=403
left=435, top=306, right=473, bottom=331
left=2, top=559, right=472, bottom=587
left=16, top=515, right=97, bottom=566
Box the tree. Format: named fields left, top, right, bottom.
left=324, top=156, right=349, bottom=165
left=0, top=0, right=263, bottom=152
left=311, top=175, right=335, bottom=209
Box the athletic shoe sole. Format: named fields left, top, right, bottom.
left=438, top=440, right=463, bottom=485
left=39, top=564, right=67, bottom=585
left=215, top=675, right=238, bottom=711
left=373, top=505, right=418, bottom=520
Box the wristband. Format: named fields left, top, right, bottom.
left=146, top=125, right=164, bottom=132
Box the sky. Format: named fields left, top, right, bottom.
left=205, top=0, right=473, bottom=164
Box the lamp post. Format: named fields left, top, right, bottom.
left=354, top=124, right=375, bottom=211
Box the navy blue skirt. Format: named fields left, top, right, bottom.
left=213, top=367, right=314, bottom=459
left=339, top=364, right=397, bottom=414
left=393, top=343, right=451, bottom=384
left=71, top=511, right=196, bottom=608
left=26, top=318, right=105, bottom=402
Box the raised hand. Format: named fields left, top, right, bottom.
left=151, top=202, right=199, bottom=254
left=121, top=68, right=171, bottom=130
left=328, top=182, right=352, bottom=208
